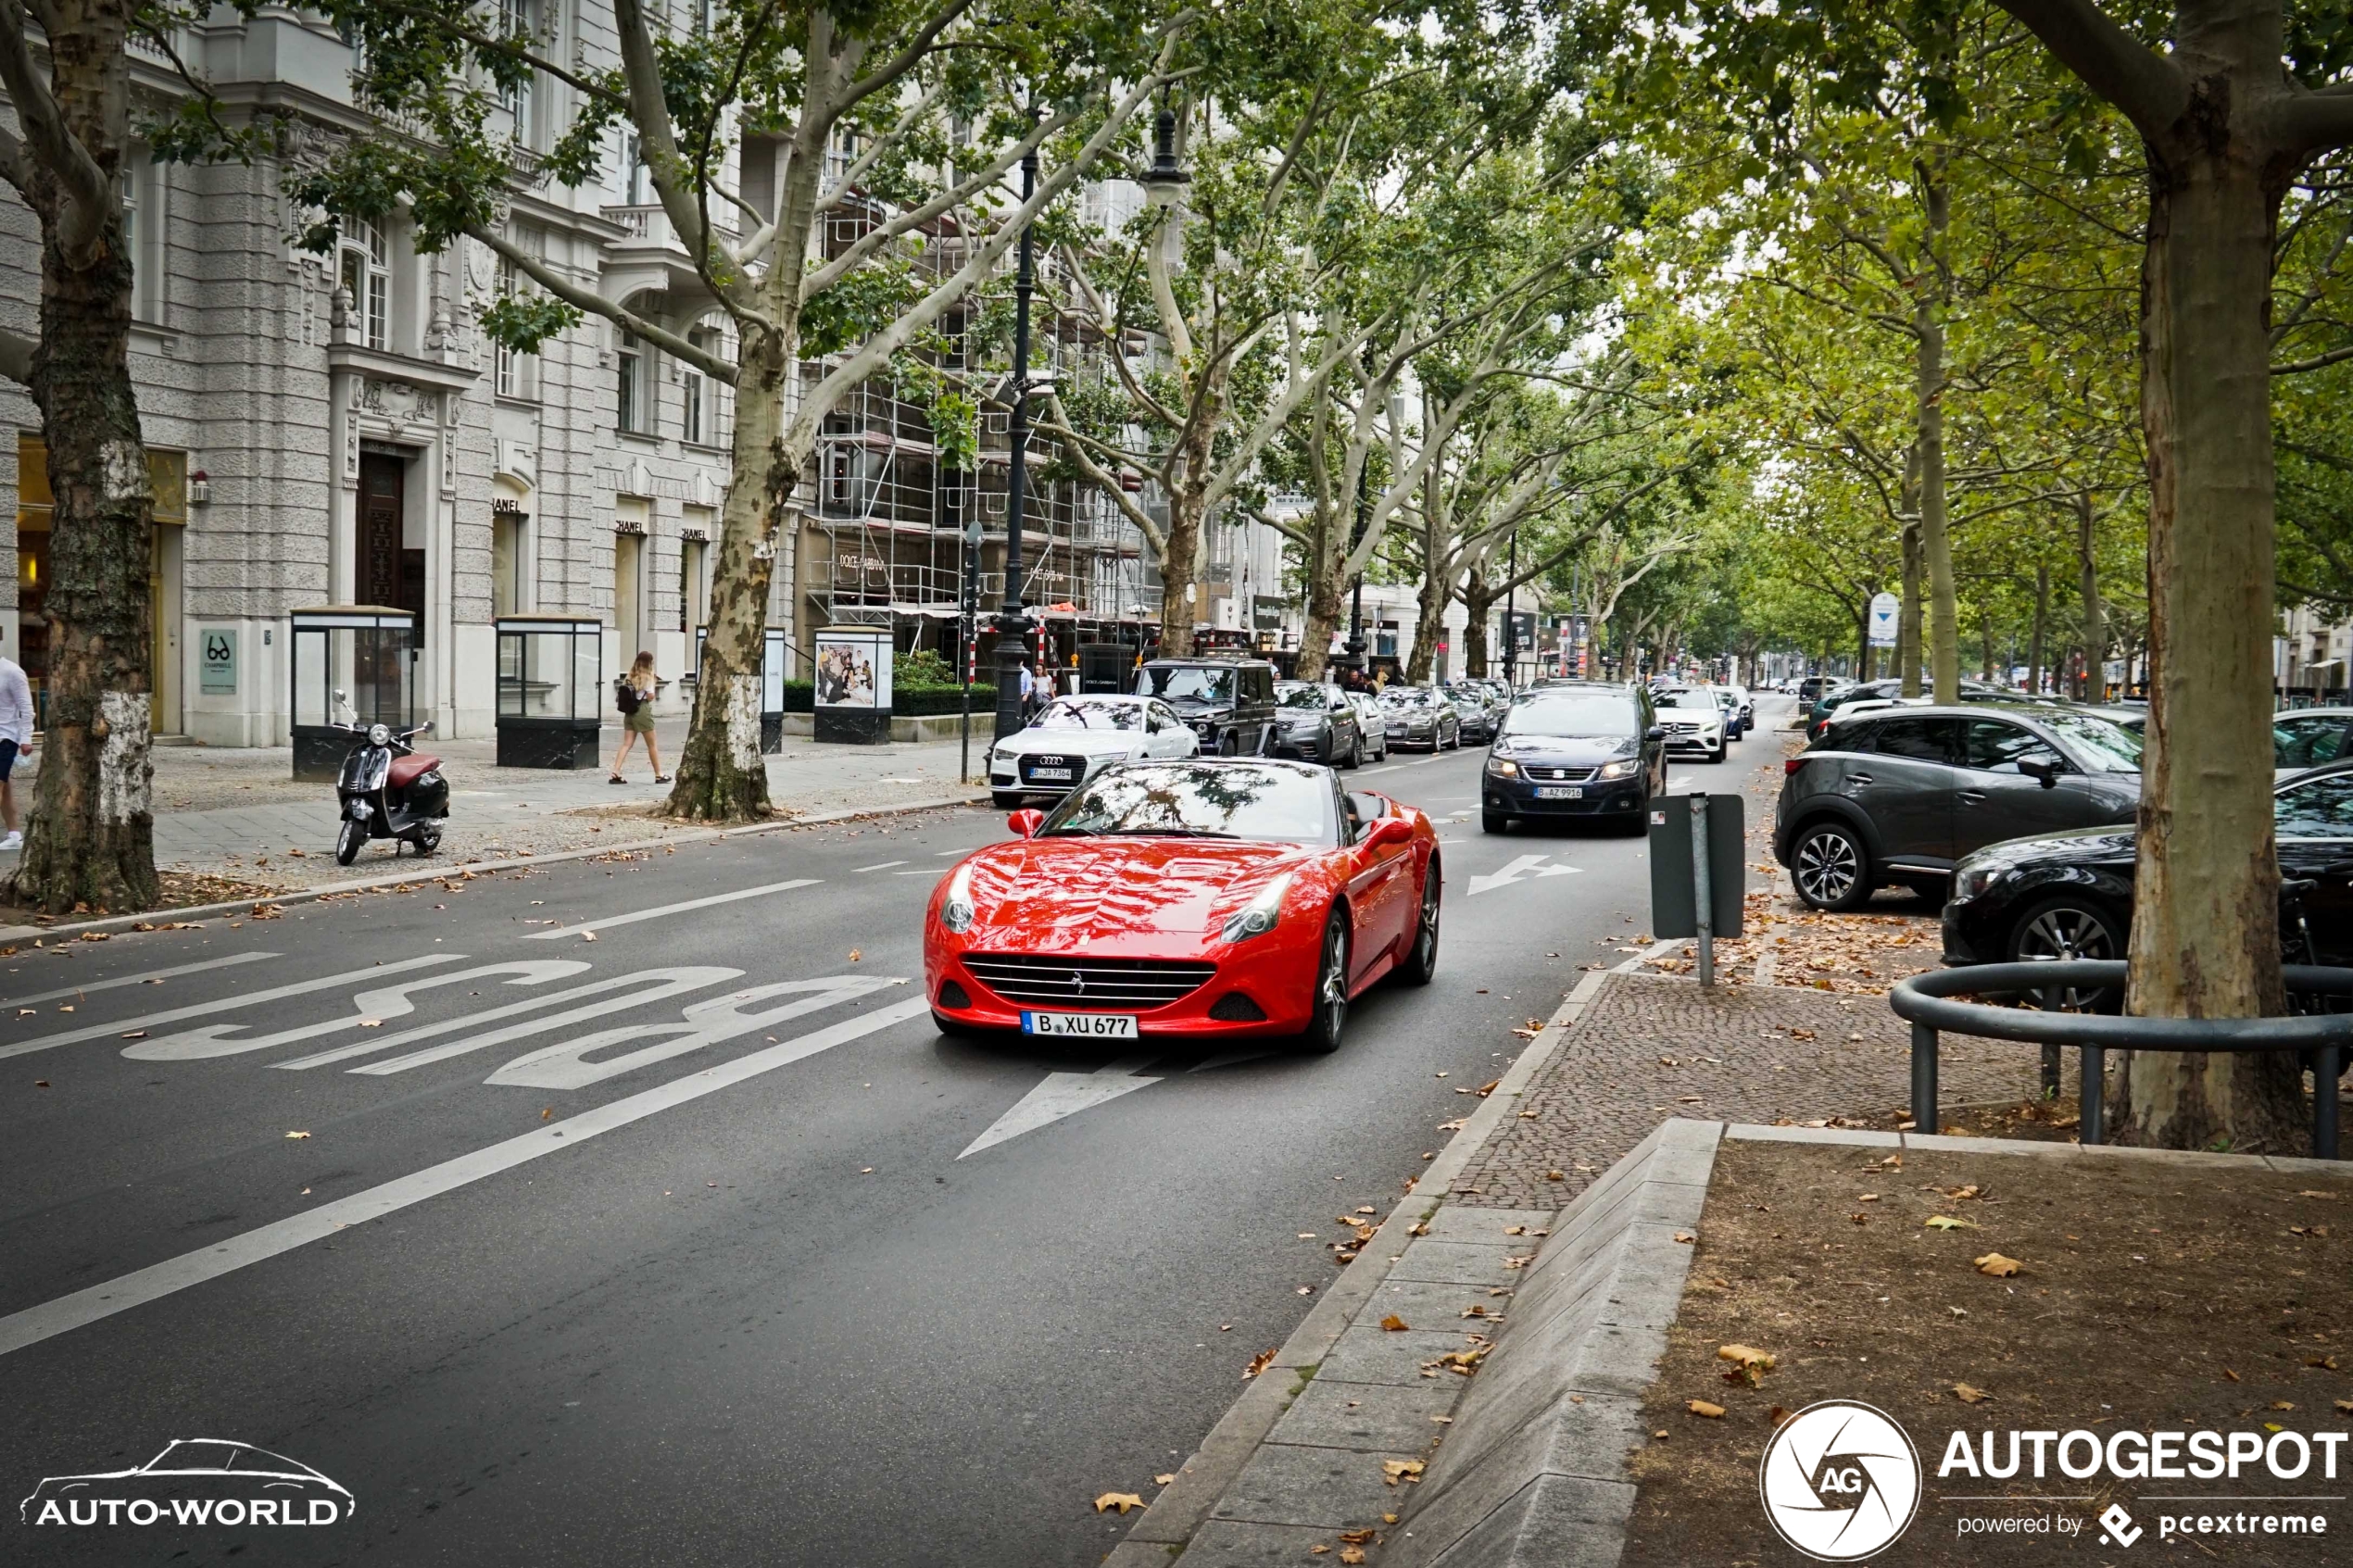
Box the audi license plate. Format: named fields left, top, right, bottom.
left=1027, top=767, right=1073, bottom=782
left=1535, top=785, right=1582, bottom=800
left=1022, top=1010, right=1139, bottom=1038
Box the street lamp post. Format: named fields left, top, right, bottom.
left=1343, top=458, right=1369, bottom=677
left=1501, top=532, right=1517, bottom=685
left=992, top=146, right=1041, bottom=742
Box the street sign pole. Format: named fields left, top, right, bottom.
left=1690, top=796, right=1715, bottom=986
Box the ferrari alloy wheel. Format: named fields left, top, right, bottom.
left=1299, top=910, right=1351, bottom=1055
left=334, top=818, right=366, bottom=867
left=1400, top=865, right=1441, bottom=985
left=1792, top=822, right=1871, bottom=911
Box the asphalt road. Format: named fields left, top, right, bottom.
left=0, top=727, right=1760, bottom=1565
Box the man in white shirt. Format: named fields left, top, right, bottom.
left=0, top=632, right=34, bottom=852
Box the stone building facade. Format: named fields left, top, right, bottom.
left=2, top=6, right=742, bottom=746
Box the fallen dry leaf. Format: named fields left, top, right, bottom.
left=1672, top=1231, right=1695, bottom=1244
left=1687, top=1399, right=1726, bottom=1418
left=1718, top=1344, right=1777, bottom=1372
left=119, top=1031, right=145, bottom=1040
left=1339, top=1528, right=1375, bottom=1546
left=284, top=1130, right=310, bottom=1139
left=1545, top=1169, right=1567, bottom=1182
left=1974, top=1252, right=2022, bottom=1278
left=1382, top=1460, right=1426, bottom=1486
left=1925, top=1214, right=1981, bottom=1231
left=1953, top=1383, right=1993, bottom=1405
left=1243, top=1348, right=1277, bottom=1380
left=1475, top=1078, right=1501, bottom=1097
left=2272, top=1400, right=2298, bottom=1411
left=2335, top=1399, right=2353, bottom=1416
left=848, top=947, right=862, bottom=962
left=1768, top=1405, right=1793, bottom=1426
left=1093, top=1492, right=1144, bottom=1515
left=2224, top=1368, right=2242, bottom=1383
left=1504, top=1224, right=1525, bottom=1236
left=581, top=931, right=598, bottom=942
left=1340, top=1549, right=1365, bottom=1564
left=33, top=1080, right=50, bottom=1088
left=541, top=1108, right=553, bottom=1122
left=1379, top=1314, right=1410, bottom=1333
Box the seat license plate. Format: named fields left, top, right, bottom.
left=1022, top=1011, right=1139, bottom=1038
left=1535, top=785, right=1582, bottom=800
left=1027, top=768, right=1073, bottom=782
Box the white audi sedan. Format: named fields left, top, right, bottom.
left=988, top=694, right=1202, bottom=809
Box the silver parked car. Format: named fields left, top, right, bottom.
left=1345, top=690, right=1390, bottom=761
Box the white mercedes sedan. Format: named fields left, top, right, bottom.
left=988, top=695, right=1202, bottom=809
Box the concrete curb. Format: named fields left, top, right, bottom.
left=0, top=791, right=985, bottom=947
left=1109, top=951, right=1640, bottom=1562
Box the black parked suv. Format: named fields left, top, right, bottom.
left=1136, top=658, right=1278, bottom=755
left=1944, top=759, right=2353, bottom=972
left=1481, top=682, right=1667, bottom=834
left=1773, top=705, right=2144, bottom=910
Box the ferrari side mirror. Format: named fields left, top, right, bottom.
left=1007, top=809, right=1045, bottom=838
left=1363, top=816, right=1414, bottom=852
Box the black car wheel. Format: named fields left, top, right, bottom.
left=1298, top=909, right=1351, bottom=1054
left=991, top=790, right=1027, bottom=810
left=1218, top=731, right=1239, bottom=757
left=334, top=818, right=366, bottom=867
left=1400, top=862, right=1441, bottom=985
left=2007, top=896, right=2126, bottom=1010
left=1792, top=821, right=1871, bottom=910
left=1482, top=810, right=1509, bottom=834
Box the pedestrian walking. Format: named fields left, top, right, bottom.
left=0, top=630, right=32, bottom=852
left=610, top=650, right=668, bottom=784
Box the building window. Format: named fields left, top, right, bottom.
left=679, top=529, right=710, bottom=633
left=121, top=157, right=157, bottom=324
left=338, top=218, right=389, bottom=350
left=623, top=132, right=651, bottom=206
left=681, top=329, right=710, bottom=444
left=492, top=508, right=527, bottom=617
left=492, top=254, right=537, bottom=399
left=497, top=0, right=534, bottom=137
left=617, top=331, right=644, bottom=432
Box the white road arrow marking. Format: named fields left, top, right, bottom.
left=1466, top=854, right=1586, bottom=896
left=0, top=954, right=466, bottom=1062
left=957, top=1054, right=1160, bottom=1159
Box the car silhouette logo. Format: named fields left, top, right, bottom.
left=1070, top=970, right=1087, bottom=996
left=21, top=1439, right=356, bottom=1527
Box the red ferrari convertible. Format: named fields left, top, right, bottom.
left=924, top=759, right=1441, bottom=1052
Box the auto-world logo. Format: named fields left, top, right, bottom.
left=20, top=1439, right=355, bottom=1528
left=1759, top=1400, right=1923, bottom=1562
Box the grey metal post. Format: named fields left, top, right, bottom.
left=1690, top=795, right=1714, bottom=986
left=1910, top=1022, right=1938, bottom=1134
left=2317, top=1046, right=2341, bottom=1160
left=2080, top=1046, right=2105, bottom=1145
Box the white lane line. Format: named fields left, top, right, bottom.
left=0, top=994, right=934, bottom=1361
left=1, top=952, right=277, bottom=1010
left=958, top=1054, right=1159, bottom=1159
left=519, top=878, right=821, bottom=939
left=0, top=955, right=465, bottom=1063
left=895, top=868, right=942, bottom=875
left=852, top=860, right=909, bottom=872
left=937, top=848, right=965, bottom=857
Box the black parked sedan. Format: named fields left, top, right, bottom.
left=1774, top=705, right=2145, bottom=910
left=1943, top=759, right=2353, bottom=968
left=1481, top=682, right=1666, bottom=834
left=1272, top=680, right=1364, bottom=768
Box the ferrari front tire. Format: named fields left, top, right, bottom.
left=1298, top=910, right=1351, bottom=1055
left=1399, top=865, right=1441, bottom=985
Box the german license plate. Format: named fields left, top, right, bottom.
left=1535, top=785, right=1582, bottom=799
left=1027, top=767, right=1073, bottom=782
left=1022, top=1011, right=1139, bottom=1038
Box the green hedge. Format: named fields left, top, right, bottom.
left=780, top=680, right=994, bottom=716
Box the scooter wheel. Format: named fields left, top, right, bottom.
left=335, top=819, right=365, bottom=867
left=415, top=828, right=440, bottom=857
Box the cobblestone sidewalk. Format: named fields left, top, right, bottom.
left=1447, top=970, right=2042, bottom=1210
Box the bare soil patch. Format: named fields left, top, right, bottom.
left=1621, top=1137, right=2353, bottom=1566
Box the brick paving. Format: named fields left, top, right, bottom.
left=1446, top=971, right=2044, bottom=1210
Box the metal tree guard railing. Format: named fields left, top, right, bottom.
left=1889, top=961, right=2351, bottom=1160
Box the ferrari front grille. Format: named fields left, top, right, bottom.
left=961, top=954, right=1217, bottom=1010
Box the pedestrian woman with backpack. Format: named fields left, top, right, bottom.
left=610, top=650, right=669, bottom=784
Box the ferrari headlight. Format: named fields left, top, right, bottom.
left=940, top=862, right=977, bottom=934
left=1597, top=759, right=1637, bottom=780
left=1489, top=758, right=1519, bottom=777
left=1220, top=872, right=1293, bottom=944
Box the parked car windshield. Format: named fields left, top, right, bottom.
left=1380, top=687, right=1441, bottom=708
left=1502, top=694, right=1638, bottom=738
left=1038, top=762, right=1338, bottom=845
left=1034, top=698, right=1141, bottom=731
left=2038, top=710, right=2144, bottom=772
left=1276, top=683, right=1333, bottom=709
left=1140, top=667, right=1232, bottom=703
left=1655, top=688, right=1718, bottom=711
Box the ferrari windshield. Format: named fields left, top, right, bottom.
left=1038, top=763, right=1339, bottom=845
left=1033, top=698, right=1141, bottom=731
left=1139, top=667, right=1231, bottom=704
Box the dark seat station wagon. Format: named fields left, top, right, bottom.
left=1772, top=705, right=2143, bottom=910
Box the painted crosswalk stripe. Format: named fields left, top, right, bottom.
left=0, top=954, right=464, bottom=1062
left=0, top=951, right=276, bottom=1010
left=0, top=993, right=933, bottom=1360
left=519, top=878, right=820, bottom=939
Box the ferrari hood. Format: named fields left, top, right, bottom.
left=960, top=836, right=1315, bottom=943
